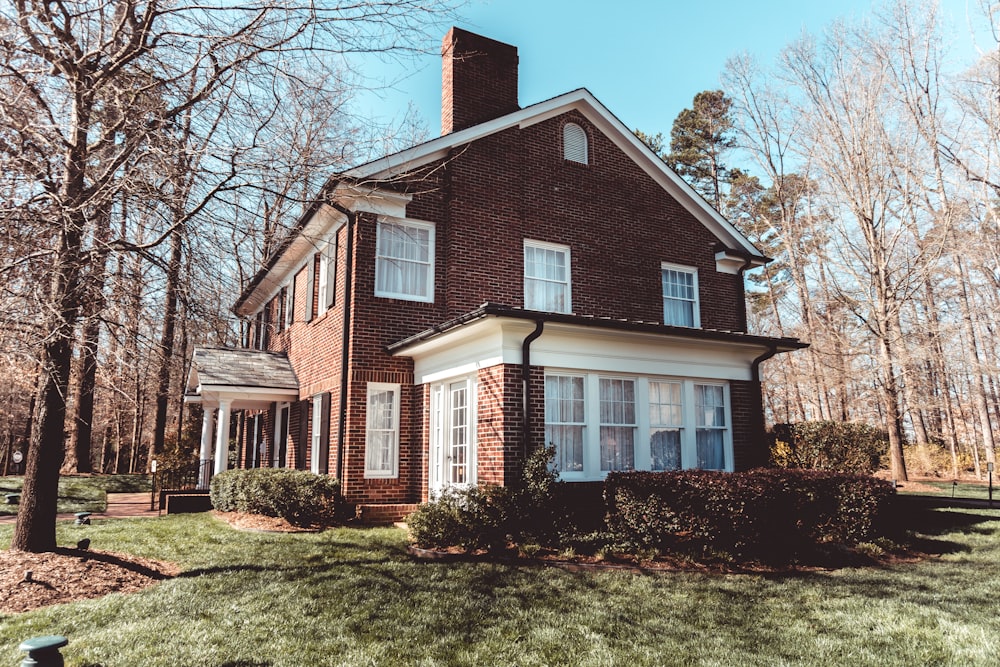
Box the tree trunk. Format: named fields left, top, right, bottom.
left=151, top=225, right=183, bottom=462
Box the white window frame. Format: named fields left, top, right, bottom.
left=543, top=371, right=732, bottom=480
left=311, top=394, right=323, bottom=474
left=544, top=373, right=587, bottom=480
left=374, top=217, right=435, bottom=303
left=284, top=280, right=294, bottom=328
left=524, top=239, right=572, bottom=313
left=563, top=122, right=589, bottom=164
left=661, top=262, right=700, bottom=328
left=365, top=382, right=400, bottom=478
left=429, top=375, right=478, bottom=494
left=317, top=236, right=337, bottom=317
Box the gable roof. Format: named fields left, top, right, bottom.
left=343, top=88, right=765, bottom=261
left=186, top=347, right=299, bottom=394
left=235, top=88, right=766, bottom=315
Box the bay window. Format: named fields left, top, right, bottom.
left=544, top=372, right=731, bottom=478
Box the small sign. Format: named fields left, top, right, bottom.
left=151, top=460, right=157, bottom=473
left=990, top=462, right=995, bottom=473
left=11, top=450, right=23, bottom=464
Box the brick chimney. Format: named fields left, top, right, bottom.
left=441, top=28, right=519, bottom=135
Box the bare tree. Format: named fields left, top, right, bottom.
left=0, top=0, right=457, bottom=552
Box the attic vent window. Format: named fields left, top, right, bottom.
left=563, top=123, right=588, bottom=164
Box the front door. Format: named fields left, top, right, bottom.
left=430, top=377, right=476, bottom=495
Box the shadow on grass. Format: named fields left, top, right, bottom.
left=52, top=547, right=174, bottom=580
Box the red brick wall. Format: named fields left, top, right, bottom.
left=247, top=78, right=758, bottom=502
left=441, top=27, right=519, bottom=135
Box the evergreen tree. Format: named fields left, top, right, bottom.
left=667, top=90, right=736, bottom=213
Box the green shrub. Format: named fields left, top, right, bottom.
left=770, top=421, right=888, bottom=474
left=605, top=469, right=895, bottom=564
left=210, top=468, right=346, bottom=527
left=408, top=445, right=567, bottom=553
left=407, top=483, right=515, bottom=552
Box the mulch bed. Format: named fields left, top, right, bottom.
left=0, top=548, right=179, bottom=614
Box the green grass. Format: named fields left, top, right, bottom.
left=2, top=506, right=1000, bottom=666
left=0, top=475, right=151, bottom=516
left=900, top=480, right=999, bottom=502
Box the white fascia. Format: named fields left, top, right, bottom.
left=393, top=315, right=774, bottom=385
left=189, top=385, right=300, bottom=410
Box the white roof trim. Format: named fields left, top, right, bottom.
left=345, top=88, right=763, bottom=260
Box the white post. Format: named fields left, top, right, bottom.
left=214, top=399, right=232, bottom=476
left=198, top=406, right=216, bottom=490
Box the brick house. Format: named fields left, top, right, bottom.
left=185, top=28, right=806, bottom=520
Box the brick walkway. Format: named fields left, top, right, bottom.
left=0, top=492, right=160, bottom=524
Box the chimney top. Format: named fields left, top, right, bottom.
left=441, top=27, right=519, bottom=135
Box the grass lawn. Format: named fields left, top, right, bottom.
left=902, top=480, right=1000, bottom=503
left=2, top=505, right=1000, bottom=666
left=0, top=475, right=151, bottom=516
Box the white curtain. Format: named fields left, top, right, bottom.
left=695, top=385, right=726, bottom=470
left=376, top=222, right=430, bottom=297
left=545, top=375, right=584, bottom=471
left=600, top=378, right=635, bottom=471
left=662, top=268, right=695, bottom=326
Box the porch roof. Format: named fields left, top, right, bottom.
left=387, top=303, right=808, bottom=355
left=185, top=347, right=300, bottom=409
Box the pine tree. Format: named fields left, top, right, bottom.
left=667, top=90, right=736, bottom=213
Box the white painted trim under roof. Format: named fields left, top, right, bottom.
left=392, top=314, right=781, bottom=386
left=236, top=185, right=413, bottom=316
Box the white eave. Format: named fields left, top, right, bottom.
left=235, top=186, right=412, bottom=316
left=391, top=313, right=796, bottom=385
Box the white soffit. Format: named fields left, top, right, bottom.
left=397, top=316, right=770, bottom=384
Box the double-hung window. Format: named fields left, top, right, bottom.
left=649, top=380, right=683, bottom=470
left=317, top=237, right=337, bottom=316
left=599, top=378, right=636, bottom=472
left=375, top=218, right=434, bottom=302
left=544, top=375, right=585, bottom=472
left=524, top=240, right=571, bottom=313
left=365, top=383, right=400, bottom=478
left=695, top=384, right=727, bottom=470
left=662, top=263, right=699, bottom=327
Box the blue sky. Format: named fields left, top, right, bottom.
left=356, top=0, right=978, bottom=141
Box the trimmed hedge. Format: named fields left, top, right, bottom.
left=210, top=468, right=346, bottom=527
left=605, top=469, right=895, bottom=563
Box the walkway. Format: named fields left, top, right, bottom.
left=0, top=492, right=160, bottom=525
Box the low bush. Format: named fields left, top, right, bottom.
left=210, top=468, right=346, bottom=527
left=408, top=445, right=587, bottom=553
left=605, top=469, right=895, bottom=564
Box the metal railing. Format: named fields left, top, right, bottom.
left=150, top=461, right=208, bottom=510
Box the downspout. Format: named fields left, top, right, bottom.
left=521, top=319, right=545, bottom=459
left=328, top=202, right=356, bottom=483
left=750, top=343, right=780, bottom=468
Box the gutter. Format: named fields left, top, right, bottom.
left=751, top=343, right=781, bottom=383
left=521, top=320, right=545, bottom=458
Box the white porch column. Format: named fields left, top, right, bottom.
left=198, top=406, right=216, bottom=490
left=214, top=399, right=232, bottom=476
